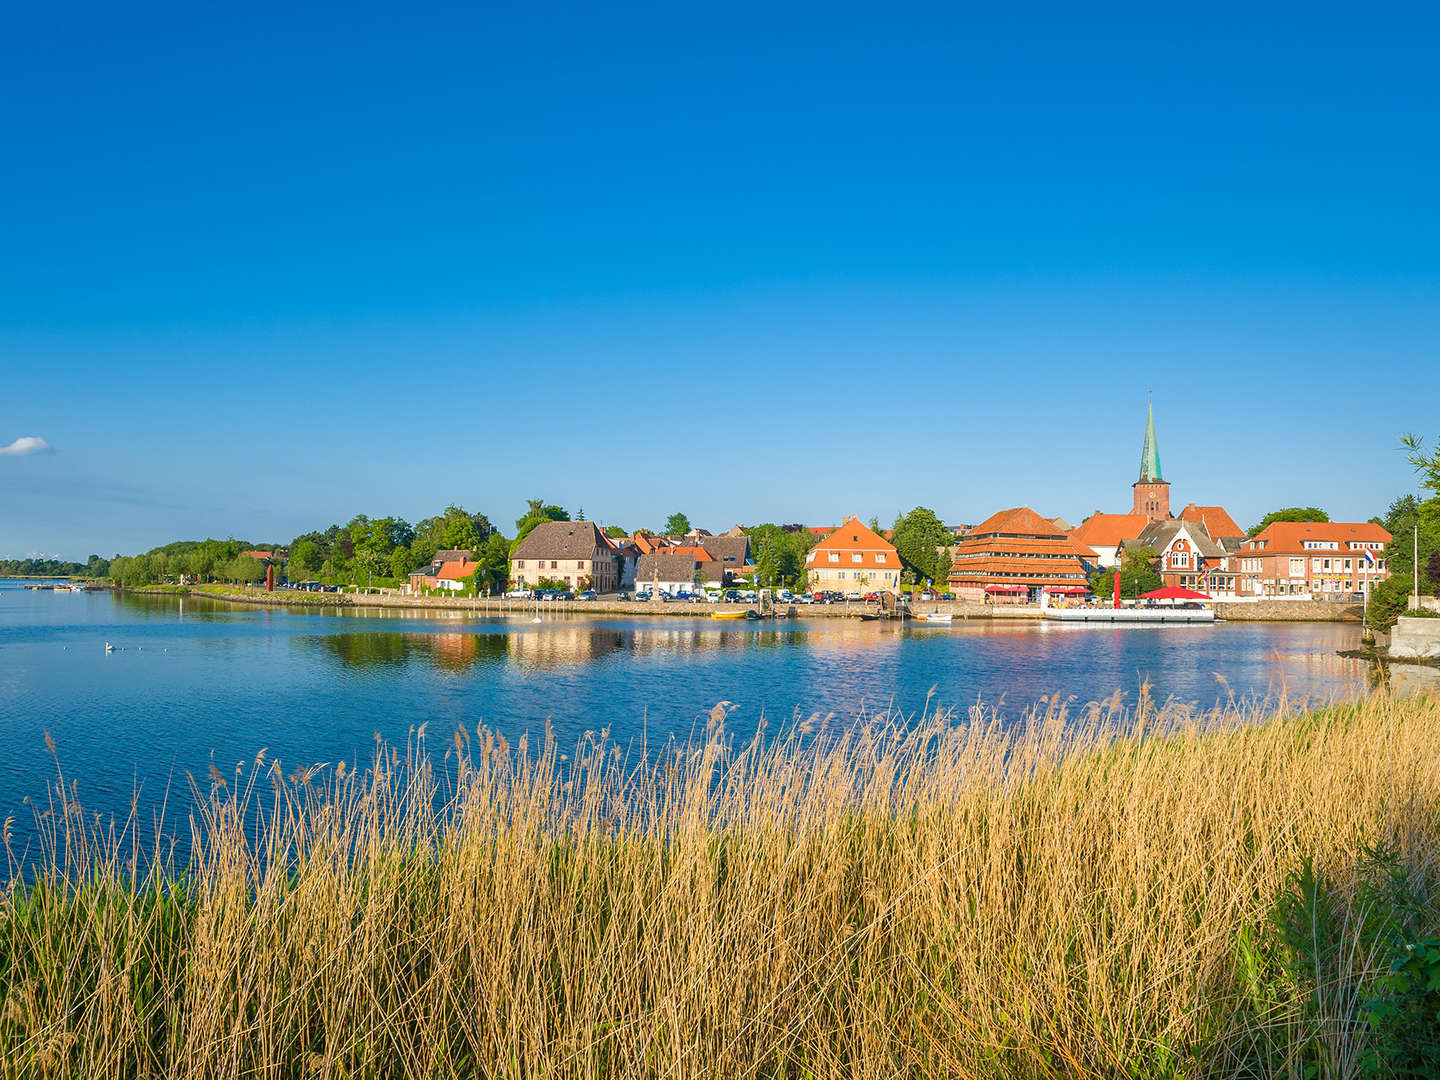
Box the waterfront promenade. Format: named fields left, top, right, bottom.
left=111, top=583, right=1367, bottom=622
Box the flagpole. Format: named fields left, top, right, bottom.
left=1416, top=525, right=1421, bottom=610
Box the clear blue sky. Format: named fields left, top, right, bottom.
left=2, top=2, right=1437, bottom=558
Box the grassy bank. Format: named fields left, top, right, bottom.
left=3, top=693, right=1439, bottom=1078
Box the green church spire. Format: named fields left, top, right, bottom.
left=1139, top=401, right=1162, bottom=482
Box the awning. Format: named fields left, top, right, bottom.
left=1044, top=586, right=1090, bottom=595
left=1139, top=586, right=1213, bottom=600
left=984, top=584, right=1028, bottom=593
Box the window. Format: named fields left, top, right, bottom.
left=837, top=571, right=846, bottom=580
left=875, top=553, right=887, bottom=563
left=851, top=554, right=862, bottom=563
left=517, top=561, right=525, bottom=569
left=828, top=553, right=839, bottom=563
left=1170, top=552, right=1188, bottom=569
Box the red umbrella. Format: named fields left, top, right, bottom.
left=1139, top=586, right=1213, bottom=600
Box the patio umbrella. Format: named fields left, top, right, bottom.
left=1138, top=586, right=1213, bottom=601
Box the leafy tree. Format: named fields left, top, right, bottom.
left=891, top=507, right=951, bottom=587
left=665, top=512, right=691, bottom=536
left=1369, top=434, right=1440, bottom=629
left=390, top=546, right=415, bottom=578
left=513, top=502, right=569, bottom=545
left=476, top=533, right=511, bottom=595
left=604, top=525, right=628, bottom=539
left=289, top=539, right=322, bottom=578
left=1247, top=506, right=1329, bottom=537
left=1089, top=546, right=1163, bottom=598
left=746, top=524, right=818, bottom=589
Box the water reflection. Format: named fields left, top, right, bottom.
left=311, top=632, right=509, bottom=671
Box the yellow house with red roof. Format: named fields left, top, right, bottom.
left=804, top=517, right=900, bottom=595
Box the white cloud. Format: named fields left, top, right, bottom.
left=0, top=436, right=52, bottom=456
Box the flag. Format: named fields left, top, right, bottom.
left=1363, top=548, right=1377, bottom=566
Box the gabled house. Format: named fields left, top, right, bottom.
left=408, top=556, right=476, bottom=594
left=510, top=521, right=620, bottom=592
left=697, top=534, right=752, bottom=585
left=804, top=517, right=900, bottom=594
left=634, top=553, right=700, bottom=596
left=1121, top=519, right=1235, bottom=597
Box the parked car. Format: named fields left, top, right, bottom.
left=504, top=589, right=530, bottom=599
left=575, top=590, right=597, bottom=601
left=723, top=589, right=741, bottom=602
left=863, top=592, right=881, bottom=603
left=791, top=593, right=813, bottom=604
left=919, top=590, right=937, bottom=601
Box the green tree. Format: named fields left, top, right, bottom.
left=891, top=507, right=951, bottom=587
left=476, top=533, right=512, bottom=595
left=604, top=525, right=628, bottom=538
left=1090, top=546, right=1163, bottom=598
left=665, top=512, right=692, bottom=536
left=1369, top=435, right=1440, bottom=629
left=389, top=546, right=415, bottom=578
left=289, top=539, right=322, bottom=579
left=1247, top=506, right=1329, bottom=537
left=513, top=502, right=569, bottom=545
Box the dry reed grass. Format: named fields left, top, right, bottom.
left=2, top=689, right=1438, bottom=1079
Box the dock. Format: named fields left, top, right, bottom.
left=1045, top=609, right=1215, bottom=624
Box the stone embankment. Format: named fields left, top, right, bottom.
left=112, top=586, right=1368, bottom=623
left=1388, top=616, right=1440, bottom=660
left=1213, top=600, right=1363, bottom=622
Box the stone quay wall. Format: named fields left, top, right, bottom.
left=1213, top=600, right=1363, bottom=622
left=1389, top=616, right=1440, bottom=660
left=117, top=587, right=1364, bottom=623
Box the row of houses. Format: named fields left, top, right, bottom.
left=943, top=406, right=1391, bottom=601
left=405, top=405, right=1392, bottom=602
left=503, top=522, right=754, bottom=596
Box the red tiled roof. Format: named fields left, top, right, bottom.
left=1242, top=521, right=1391, bottom=555
left=667, top=546, right=714, bottom=563
left=968, top=507, right=1067, bottom=539
left=807, top=516, right=898, bottom=570
left=435, top=560, right=473, bottom=580
left=807, top=525, right=838, bottom=535
left=241, top=550, right=273, bottom=560
left=1178, top=504, right=1244, bottom=540
left=1070, top=513, right=1150, bottom=549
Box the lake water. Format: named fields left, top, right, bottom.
left=0, top=581, right=1380, bottom=856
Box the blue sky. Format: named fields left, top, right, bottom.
left=2, top=2, right=1437, bottom=558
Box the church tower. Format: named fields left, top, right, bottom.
left=1131, top=401, right=1171, bottom=522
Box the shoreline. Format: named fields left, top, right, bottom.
left=103, top=583, right=1365, bottom=622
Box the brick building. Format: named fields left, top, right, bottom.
left=948, top=507, right=1096, bottom=602
left=1234, top=522, right=1391, bottom=598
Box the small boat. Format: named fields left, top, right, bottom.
left=859, top=612, right=883, bottom=622
left=914, top=612, right=953, bottom=623
left=743, top=609, right=763, bottom=620
left=711, top=610, right=748, bottom=620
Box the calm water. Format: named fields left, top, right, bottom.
left=0, top=581, right=1383, bottom=854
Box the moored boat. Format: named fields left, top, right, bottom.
left=914, top=612, right=953, bottom=623
left=711, top=610, right=747, bottom=620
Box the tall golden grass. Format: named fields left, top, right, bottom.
left=2, top=689, right=1438, bottom=1078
